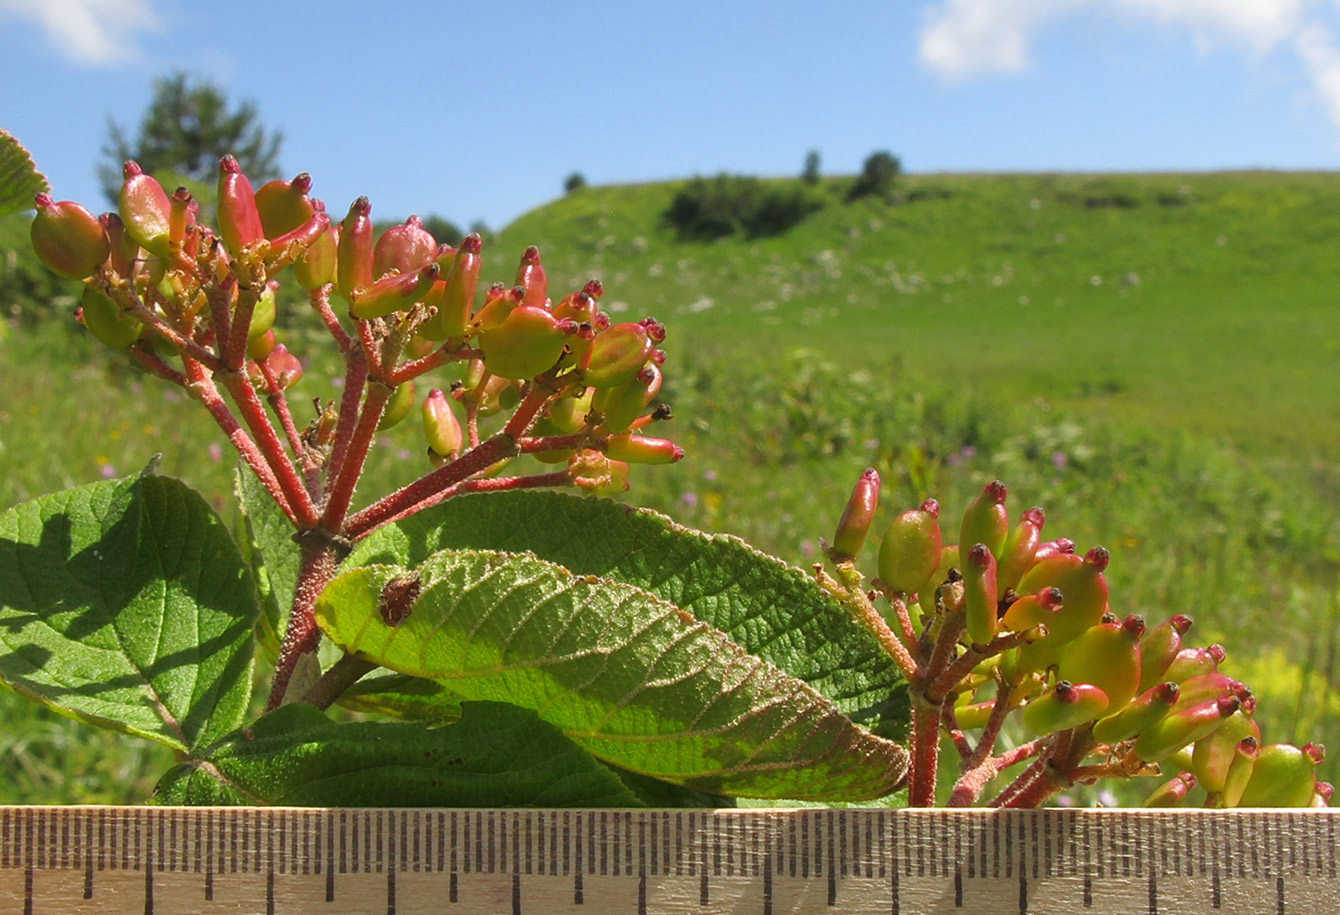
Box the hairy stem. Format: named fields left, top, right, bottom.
left=344, top=432, right=521, bottom=539
left=267, top=538, right=345, bottom=711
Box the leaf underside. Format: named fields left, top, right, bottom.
left=0, top=128, right=49, bottom=217
left=317, top=549, right=908, bottom=801
left=155, top=701, right=643, bottom=808
left=0, top=475, right=257, bottom=752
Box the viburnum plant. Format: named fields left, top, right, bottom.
left=0, top=128, right=1328, bottom=808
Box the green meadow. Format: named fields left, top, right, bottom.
left=2, top=169, right=1338, bottom=802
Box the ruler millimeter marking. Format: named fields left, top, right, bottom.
left=0, top=807, right=1337, bottom=913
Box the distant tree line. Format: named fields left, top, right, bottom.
left=661, top=149, right=903, bottom=242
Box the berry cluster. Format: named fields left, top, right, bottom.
left=29, top=159, right=680, bottom=707
left=824, top=471, right=1329, bottom=808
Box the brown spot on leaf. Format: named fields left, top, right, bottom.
left=378, top=572, right=421, bottom=626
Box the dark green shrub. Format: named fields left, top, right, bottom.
left=564, top=172, right=587, bottom=194
left=663, top=174, right=824, bottom=241
left=848, top=150, right=901, bottom=201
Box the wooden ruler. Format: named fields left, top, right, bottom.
left=0, top=806, right=1337, bottom=913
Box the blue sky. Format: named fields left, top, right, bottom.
left=4, top=0, right=1340, bottom=229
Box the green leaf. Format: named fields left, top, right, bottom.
left=333, top=674, right=730, bottom=807
left=234, top=465, right=300, bottom=657
left=336, top=670, right=464, bottom=722
left=316, top=550, right=908, bottom=801
left=345, top=490, right=907, bottom=731
left=154, top=701, right=644, bottom=807
left=0, top=474, right=257, bottom=752
left=0, top=129, right=49, bottom=217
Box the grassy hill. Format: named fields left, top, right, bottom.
left=2, top=170, right=1339, bottom=800
left=499, top=171, right=1340, bottom=458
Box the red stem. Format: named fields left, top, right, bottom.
left=309, top=286, right=351, bottom=351
left=128, top=346, right=188, bottom=387
left=225, top=283, right=258, bottom=372
left=266, top=539, right=342, bottom=711
left=258, top=359, right=306, bottom=463
left=518, top=432, right=591, bottom=454
left=324, top=345, right=369, bottom=499
left=344, top=432, right=521, bottom=539
left=319, top=381, right=392, bottom=528
left=908, top=695, right=942, bottom=807
left=386, top=345, right=467, bottom=385
left=219, top=371, right=320, bottom=527
left=183, top=360, right=297, bottom=526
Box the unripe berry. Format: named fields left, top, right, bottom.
left=1219, top=737, right=1258, bottom=808
left=349, top=262, right=440, bottom=320
left=1056, top=614, right=1144, bottom=711
left=374, top=215, right=438, bottom=278
left=1137, top=614, right=1194, bottom=692
left=582, top=322, right=655, bottom=388
left=604, top=434, right=683, bottom=465
left=514, top=245, right=548, bottom=310
left=1022, top=680, right=1109, bottom=735
left=422, top=388, right=463, bottom=459
left=548, top=387, right=595, bottom=434
left=31, top=194, right=109, bottom=280
left=377, top=380, right=416, bottom=431
left=960, top=480, right=1009, bottom=560
left=917, top=543, right=959, bottom=617
left=998, top=506, right=1045, bottom=591
left=217, top=156, right=265, bottom=252
left=78, top=285, right=142, bottom=349
left=247, top=280, right=278, bottom=343
left=1015, top=547, right=1110, bottom=662
left=1236, top=743, right=1323, bottom=808
left=295, top=217, right=338, bottom=290
left=246, top=328, right=276, bottom=361
left=962, top=543, right=999, bottom=644
left=1142, top=772, right=1195, bottom=807
left=831, top=469, right=880, bottom=562
left=591, top=364, right=662, bottom=433
left=421, top=233, right=481, bottom=340
left=478, top=305, right=575, bottom=379
left=877, top=499, right=942, bottom=594
left=117, top=161, right=172, bottom=257
left=1191, top=708, right=1260, bottom=794
left=1092, top=681, right=1180, bottom=744
left=255, top=173, right=316, bottom=239
left=336, top=197, right=374, bottom=301
left=1000, top=586, right=1065, bottom=632
left=261, top=344, right=303, bottom=390
left=101, top=212, right=140, bottom=277
left=472, top=283, right=524, bottom=332
left=1163, top=644, right=1226, bottom=683
left=1172, top=672, right=1248, bottom=713
left=1131, top=695, right=1239, bottom=763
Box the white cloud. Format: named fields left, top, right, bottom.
left=919, top=0, right=1340, bottom=141
left=1112, top=0, right=1303, bottom=53
left=0, top=0, right=161, bottom=66
left=919, top=0, right=1092, bottom=81
left=1295, top=21, right=1340, bottom=133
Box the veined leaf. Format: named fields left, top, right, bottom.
left=345, top=490, right=907, bottom=731
left=333, top=674, right=733, bottom=807
left=336, top=670, right=464, bottom=722
left=234, top=465, right=300, bottom=657
left=0, top=129, right=48, bottom=216
left=0, top=474, right=256, bottom=752
left=155, top=701, right=642, bottom=807
left=316, top=550, right=908, bottom=801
